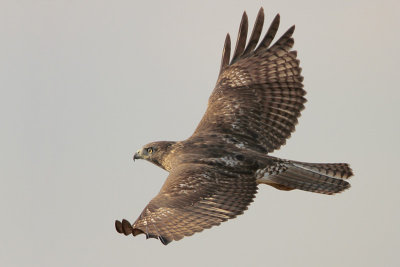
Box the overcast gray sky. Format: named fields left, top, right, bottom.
left=1, top=0, right=399, bottom=266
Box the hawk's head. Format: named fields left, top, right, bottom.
left=133, top=141, right=177, bottom=171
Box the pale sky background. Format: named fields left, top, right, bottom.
left=1, top=0, right=399, bottom=266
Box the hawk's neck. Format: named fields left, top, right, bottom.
left=151, top=141, right=181, bottom=171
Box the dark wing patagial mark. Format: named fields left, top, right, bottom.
left=115, top=164, right=257, bottom=245
left=194, top=8, right=306, bottom=153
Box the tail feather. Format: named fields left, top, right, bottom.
left=291, top=161, right=354, bottom=179
left=257, top=160, right=354, bottom=195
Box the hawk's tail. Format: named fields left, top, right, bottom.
left=258, top=160, right=354, bottom=195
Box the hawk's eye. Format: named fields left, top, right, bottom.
left=147, top=147, right=153, bottom=154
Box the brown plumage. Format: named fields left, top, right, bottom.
left=116, top=7, right=354, bottom=245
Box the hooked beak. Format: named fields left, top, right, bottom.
left=133, top=150, right=142, bottom=161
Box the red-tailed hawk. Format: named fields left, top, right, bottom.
left=115, top=7, right=354, bottom=245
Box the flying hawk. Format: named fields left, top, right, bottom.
left=115, top=7, right=354, bottom=245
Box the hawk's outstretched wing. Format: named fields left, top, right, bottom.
left=115, top=164, right=257, bottom=245
left=194, top=8, right=306, bottom=153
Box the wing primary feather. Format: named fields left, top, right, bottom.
left=231, top=11, right=248, bottom=64
left=219, top=33, right=231, bottom=75
left=256, top=13, right=280, bottom=52
left=270, top=25, right=295, bottom=51
left=115, top=220, right=123, bottom=233
left=243, top=7, right=264, bottom=56
left=121, top=219, right=133, bottom=235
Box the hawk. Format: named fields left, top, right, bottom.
left=115, top=7, right=354, bottom=245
